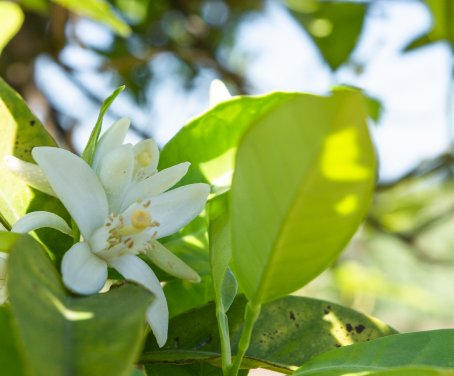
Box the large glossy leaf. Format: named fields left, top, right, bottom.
left=360, top=368, right=454, bottom=376
left=146, top=363, right=249, bottom=376
left=286, top=1, right=367, bottom=70
left=231, top=88, right=376, bottom=304
left=141, top=295, right=396, bottom=374
left=0, top=306, right=24, bottom=376
left=51, top=0, right=131, bottom=37
left=159, top=93, right=299, bottom=189
left=0, top=77, right=72, bottom=258
left=404, top=0, right=454, bottom=51
left=6, top=233, right=153, bottom=376
left=293, top=330, right=454, bottom=376
left=0, top=2, right=24, bottom=54
left=0, top=77, right=56, bottom=227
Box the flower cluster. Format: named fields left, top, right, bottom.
left=6, top=119, right=210, bottom=347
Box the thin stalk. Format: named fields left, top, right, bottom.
left=216, top=307, right=232, bottom=374
left=71, top=218, right=80, bottom=244
left=227, top=301, right=261, bottom=376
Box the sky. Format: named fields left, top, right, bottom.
left=35, top=0, right=451, bottom=182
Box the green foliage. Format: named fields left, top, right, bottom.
left=286, top=0, right=367, bottom=70
left=51, top=0, right=131, bottom=36
left=142, top=295, right=396, bottom=374
left=159, top=94, right=298, bottom=189
left=0, top=77, right=72, bottom=258
left=231, top=89, right=376, bottom=304
left=6, top=232, right=153, bottom=376
left=293, top=329, right=454, bottom=376
left=81, top=85, right=125, bottom=165
left=404, top=0, right=454, bottom=51
left=0, top=306, right=24, bottom=376
left=0, top=2, right=24, bottom=54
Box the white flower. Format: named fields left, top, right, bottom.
left=11, top=146, right=209, bottom=347
left=0, top=252, right=8, bottom=305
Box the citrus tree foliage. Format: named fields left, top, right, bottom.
left=1, top=74, right=454, bottom=375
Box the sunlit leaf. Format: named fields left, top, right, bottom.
left=293, top=330, right=454, bottom=376
left=51, top=0, right=131, bottom=37
left=159, top=93, right=298, bottom=190
left=404, top=0, right=454, bottom=51
left=0, top=78, right=72, bottom=258
left=286, top=1, right=367, bottom=70
left=0, top=2, right=24, bottom=54
left=7, top=232, right=153, bottom=376
left=231, top=88, right=376, bottom=304
left=142, top=295, right=396, bottom=373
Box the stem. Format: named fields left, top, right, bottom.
left=216, top=308, right=232, bottom=374
left=227, top=301, right=261, bottom=376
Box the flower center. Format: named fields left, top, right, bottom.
left=114, top=209, right=155, bottom=236
left=136, top=150, right=153, bottom=167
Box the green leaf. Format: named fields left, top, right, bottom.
left=0, top=306, right=24, bottom=376
left=404, top=0, right=454, bottom=51
left=7, top=233, right=153, bottom=376
left=81, top=85, right=125, bottom=165
left=0, top=77, right=72, bottom=257
left=231, top=88, right=376, bottom=304
left=209, top=193, right=237, bottom=311
left=0, top=2, right=24, bottom=54
left=50, top=0, right=131, bottom=37
left=146, top=363, right=249, bottom=376
left=359, top=368, right=454, bottom=376
left=293, top=330, right=454, bottom=376
left=286, top=1, right=367, bottom=70
left=159, top=93, right=299, bottom=189
left=142, top=295, right=396, bottom=374
left=164, top=275, right=214, bottom=319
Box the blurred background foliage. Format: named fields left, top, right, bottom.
left=1, top=0, right=454, bottom=333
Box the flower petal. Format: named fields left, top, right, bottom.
left=146, top=240, right=200, bottom=282
left=133, top=139, right=159, bottom=180
left=149, top=183, right=210, bottom=239
left=32, top=147, right=109, bottom=239
left=4, top=156, right=56, bottom=197
left=98, top=144, right=134, bottom=212
left=121, top=162, right=190, bottom=211
left=61, top=242, right=108, bottom=295
left=109, top=254, right=168, bottom=347
left=11, top=211, right=72, bottom=236
left=92, top=118, right=130, bottom=170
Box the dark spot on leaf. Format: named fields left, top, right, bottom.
left=289, top=311, right=296, bottom=320
left=30, top=120, right=35, bottom=126
left=324, top=306, right=331, bottom=315
left=346, top=323, right=353, bottom=332
left=355, top=325, right=365, bottom=334
left=335, top=344, right=341, bottom=348
left=194, top=333, right=212, bottom=350
left=173, top=337, right=179, bottom=349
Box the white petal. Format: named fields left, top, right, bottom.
left=11, top=211, right=72, bottom=236
left=209, top=79, right=231, bottom=107
left=93, top=118, right=130, bottom=170
left=109, top=254, right=168, bottom=347
left=133, top=139, right=159, bottom=179
left=0, top=253, right=8, bottom=304
left=32, top=147, right=109, bottom=240
left=146, top=240, right=200, bottom=282
left=121, top=162, right=190, bottom=211
left=98, top=145, right=134, bottom=212
left=61, top=242, right=108, bottom=295
left=4, top=156, right=56, bottom=197
left=151, top=184, right=210, bottom=239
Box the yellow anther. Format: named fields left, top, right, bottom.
left=137, top=151, right=152, bottom=167
left=131, top=210, right=151, bottom=230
